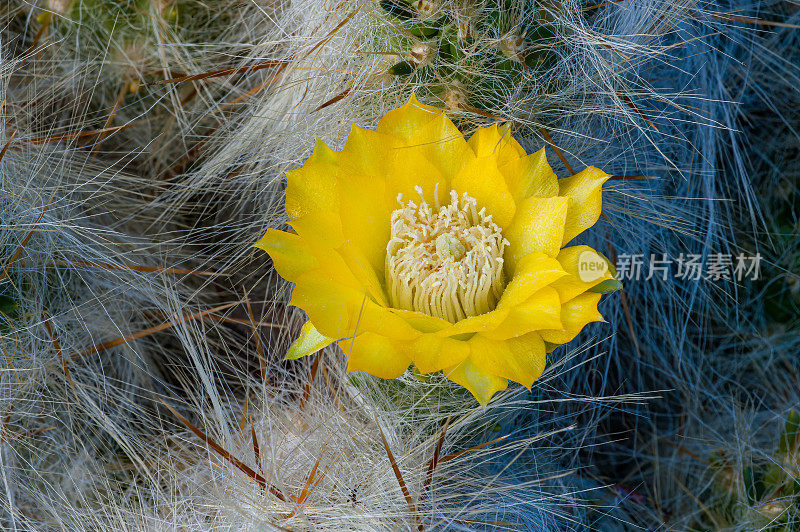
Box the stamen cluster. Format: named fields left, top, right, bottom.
left=386, top=188, right=508, bottom=323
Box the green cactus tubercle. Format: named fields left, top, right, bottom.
left=379, top=0, right=562, bottom=112
left=697, top=410, right=800, bottom=530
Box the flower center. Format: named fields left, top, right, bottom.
left=385, top=188, right=508, bottom=323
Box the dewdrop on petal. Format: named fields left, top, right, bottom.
left=255, top=96, right=618, bottom=405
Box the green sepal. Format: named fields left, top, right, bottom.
left=437, top=27, right=463, bottom=64
left=543, top=341, right=559, bottom=353
left=446, top=40, right=466, bottom=64
left=589, top=278, right=623, bottom=294
left=485, top=8, right=501, bottom=32
left=596, top=251, right=617, bottom=277
left=285, top=321, right=335, bottom=360
left=412, top=366, right=431, bottom=382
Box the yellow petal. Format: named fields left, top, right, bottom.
left=288, top=274, right=359, bottom=338
left=398, top=334, right=471, bottom=373
left=469, top=332, right=546, bottom=388
left=550, top=246, right=614, bottom=303
left=338, top=118, right=467, bottom=189
left=388, top=308, right=451, bottom=333
left=411, top=114, right=472, bottom=183
left=437, top=307, right=509, bottom=337
left=451, top=156, right=517, bottom=228
left=283, top=218, right=363, bottom=292
left=289, top=211, right=344, bottom=248
left=544, top=341, right=560, bottom=354
left=376, top=94, right=445, bottom=141
left=285, top=321, right=335, bottom=360
left=498, top=148, right=559, bottom=202
left=341, top=333, right=411, bottom=379
left=539, top=292, right=604, bottom=345
left=505, top=196, right=569, bottom=271
left=443, top=357, right=508, bottom=406
left=558, top=166, right=610, bottom=245
left=486, top=287, right=563, bottom=340
left=337, top=170, right=392, bottom=275
left=467, top=124, right=526, bottom=165
left=336, top=242, right=389, bottom=307
left=339, top=126, right=402, bottom=177
left=393, top=307, right=512, bottom=341
left=385, top=150, right=448, bottom=208
left=254, top=229, right=318, bottom=282
left=496, top=252, right=567, bottom=310
left=383, top=309, right=472, bottom=371
left=290, top=270, right=418, bottom=341
left=285, top=140, right=340, bottom=219
left=259, top=229, right=391, bottom=328
left=308, top=137, right=338, bottom=163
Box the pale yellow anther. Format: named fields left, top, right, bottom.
left=385, top=189, right=508, bottom=323
left=435, top=234, right=466, bottom=261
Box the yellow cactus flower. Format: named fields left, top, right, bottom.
left=256, top=96, right=616, bottom=405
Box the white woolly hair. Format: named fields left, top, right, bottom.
left=1, top=27, right=618, bottom=531
left=2, top=0, right=799, bottom=530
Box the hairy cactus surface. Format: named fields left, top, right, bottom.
left=1, top=0, right=799, bottom=530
